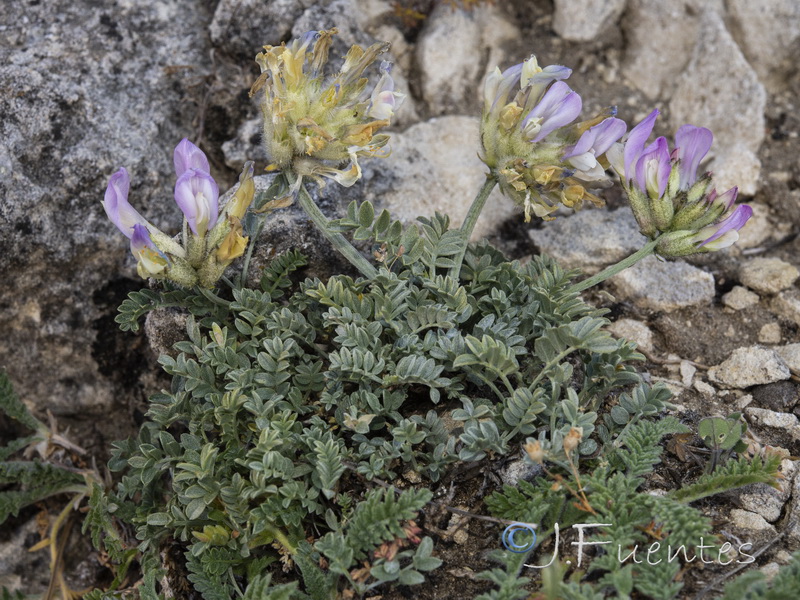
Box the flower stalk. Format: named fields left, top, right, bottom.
left=296, top=180, right=378, bottom=279
left=566, top=237, right=660, bottom=294
left=449, top=174, right=498, bottom=280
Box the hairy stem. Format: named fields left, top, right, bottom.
left=296, top=182, right=378, bottom=279
left=449, top=174, right=497, bottom=280
left=566, top=237, right=660, bottom=295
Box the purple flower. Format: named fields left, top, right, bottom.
left=484, top=63, right=524, bottom=115
left=130, top=224, right=168, bottom=276
left=174, top=168, right=219, bottom=235
left=674, top=125, right=713, bottom=190
left=634, top=137, right=671, bottom=199
left=173, top=138, right=210, bottom=177
left=563, top=117, right=627, bottom=175
left=694, top=204, right=753, bottom=250
left=521, top=81, right=582, bottom=143
left=608, top=109, right=659, bottom=182
left=102, top=167, right=149, bottom=238
left=520, top=64, right=572, bottom=112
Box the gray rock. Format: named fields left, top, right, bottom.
left=669, top=11, right=767, bottom=197
left=708, top=143, right=762, bottom=199
left=709, top=346, right=791, bottom=389
left=620, top=0, right=723, bottom=99
left=775, top=343, right=800, bottom=374
left=738, top=459, right=795, bottom=522
left=751, top=381, right=798, bottom=412
left=144, top=308, right=189, bottom=359
left=499, top=459, right=545, bottom=487
left=0, top=0, right=215, bottom=414
left=0, top=516, right=50, bottom=594
left=210, top=0, right=306, bottom=57
left=607, top=318, right=655, bottom=353
left=787, top=470, right=800, bottom=543
left=722, top=286, right=760, bottom=311
left=372, top=116, right=517, bottom=240
left=727, top=0, right=800, bottom=94
left=529, top=209, right=647, bottom=275
left=609, top=255, right=715, bottom=312
left=770, top=289, right=800, bottom=326
left=745, top=407, right=800, bottom=439
left=729, top=508, right=776, bottom=532
left=739, top=257, right=799, bottom=295
left=552, top=0, right=626, bottom=42
left=415, top=3, right=519, bottom=116
left=221, top=117, right=269, bottom=172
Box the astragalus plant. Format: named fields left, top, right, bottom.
left=4, top=28, right=794, bottom=600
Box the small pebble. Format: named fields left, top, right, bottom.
left=722, top=285, right=760, bottom=310
left=758, top=322, right=782, bottom=344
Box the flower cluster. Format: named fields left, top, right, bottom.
left=607, top=110, right=752, bottom=256
left=251, top=29, right=405, bottom=188
left=102, top=139, right=255, bottom=287
left=480, top=56, right=626, bottom=220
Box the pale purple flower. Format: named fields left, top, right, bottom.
left=174, top=168, right=219, bottom=235
left=563, top=117, right=627, bottom=176
left=520, top=64, right=572, bottom=113
left=102, top=167, right=149, bottom=238
left=484, top=63, right=524, bottom=115
left=368, top=62, right=405, bottom=120
left=674, top=125, right=713, bottom=190
left=608, top=109, right=659, bottom=182
left=695, top=204, right=753, bottom=250
left=521, top=81, right=582, bottom=143
left=173, top=138, right=210, bottom=177
left=635, top=137, right=671, bottom=199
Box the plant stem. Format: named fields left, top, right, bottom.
left=565, top=237, right=660, bottom=295
left=239, top=217, right=266, bottom=287
left=449, top=175, right=497, bottom=280
left=296, top=182, right=378, bottom=279
left=198, top=287, right=231, bottom=307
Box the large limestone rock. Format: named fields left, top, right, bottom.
left=367, top=116, right=517, bottom=239
left=553, top=0, right=626, bottom=42
left=0, top=0, right=216, bottom=414
left=727, top=0, right=800, bottom=94
left=416, top=3, right=519, bottom=116
left=669, top=11, right=767, bottom=196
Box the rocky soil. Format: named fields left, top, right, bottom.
left=1, top=0, right=800, bottom=596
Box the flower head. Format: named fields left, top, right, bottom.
left=103, top=142, right=256, bottom=288
left=252, top=29, right=404, bottom=187
left=481, top=55, right=620, bottom=221
left=609, top=110, right=752, bottom=256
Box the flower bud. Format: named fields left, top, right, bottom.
left=563, top=427, right=583, bottom=456
left=524, top=440, right=544, bottom=464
